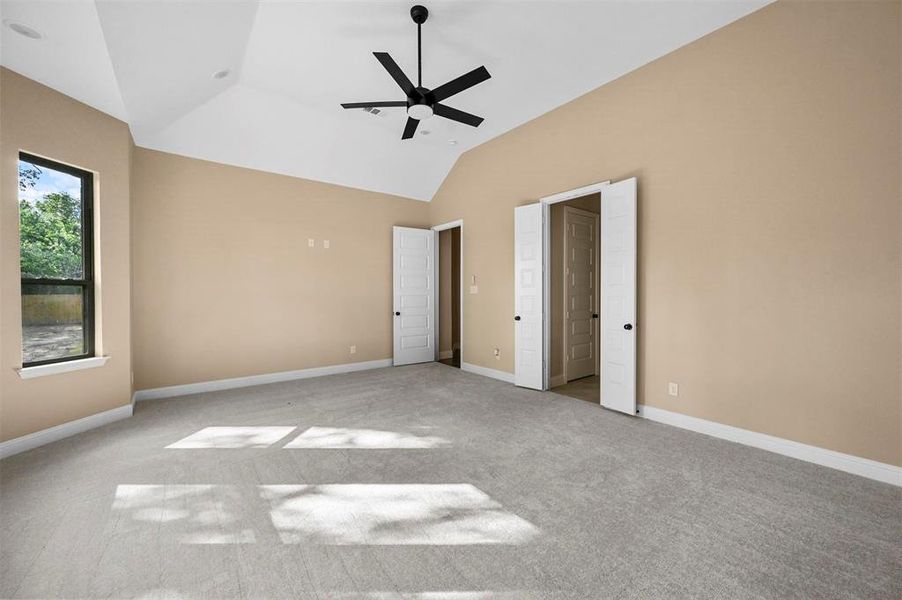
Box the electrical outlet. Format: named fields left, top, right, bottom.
left=323, top=240, right=330, bottom=249
left=469, top=285, right=478, bottom=294
left=307, top=238, right=315, bottom=248
left=349, top=345, right=356, bottom=354
left=494, top=348, right=500, bottom=359
left=668, top=382, right=679, bottom=397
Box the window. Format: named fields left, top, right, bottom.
left=18, top=153, right=94, bottom=367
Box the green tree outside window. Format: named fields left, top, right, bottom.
left=18, top=162, right=84, bottom=280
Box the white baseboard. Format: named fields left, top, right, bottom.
left=639, top=404, right=901, bottom=487
left=461, top=362, right=515, bottom=384
left=438, top=350, right=453, bottom=360
left=133, top=358, right=393, bottom=401
left=0, top=404, right=133, bottom=460
left=549, top=374, right=567, bottom=388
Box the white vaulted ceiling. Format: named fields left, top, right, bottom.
left=1, top=1, right=771, bottom=200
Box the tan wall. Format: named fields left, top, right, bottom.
left=549, top=194, right=599, bottom=382
left=131, top=149, right=430, bottom=390
left=429, top=1, right=902, bottom=465
left=0, top=68, right=133, bottom=442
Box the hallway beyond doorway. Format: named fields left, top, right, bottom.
left=553, top=375, right=599, bottom=404
left=437, top=224, right=461, bottom=369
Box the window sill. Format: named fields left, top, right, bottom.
left=17, top=356, right=110, bottom=380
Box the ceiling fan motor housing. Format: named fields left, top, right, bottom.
left=407, top=92, right=434, bottom=120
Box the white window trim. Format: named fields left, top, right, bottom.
left=17, top=356, right=110, bottom=379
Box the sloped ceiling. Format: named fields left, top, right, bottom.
left=1, top=1, right=771, bottom=200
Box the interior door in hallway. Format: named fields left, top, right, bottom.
left=600, top=178, right=637, bottom=414
left=565, top=207, right=598, bottom=381
left=393, top=226, right=436, bottom=366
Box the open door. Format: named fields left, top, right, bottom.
left=600, top=178, right=637, bottom=414
left=514, top=204, right=544, bottom=390
left=564, top=207, right=599, bottom=381
left=393, top=226, right=436, bottom=366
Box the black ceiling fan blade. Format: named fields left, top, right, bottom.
left=373, top=52, right=416, bottom=97
left=430, top=66, right=491, bottom=103
left=401, top=117, right=419, bottom=139
left=433, top=103, right=484, bottom=128
left=341, top=101, right=408, bottom=109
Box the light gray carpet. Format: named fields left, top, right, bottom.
left=1, top=363, right=900, bottom=599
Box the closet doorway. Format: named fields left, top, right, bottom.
left=550, top=195, right=600, bottom=401
left=513, top=178, right=637, bottom=415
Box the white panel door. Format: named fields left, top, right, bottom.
left=393, top=226, right=435, bottom=366
left=600, top=178, right=637, bottom=414
left=565, top=208, right=598, bottom=381
left=514, top=203, right=544, bottom=390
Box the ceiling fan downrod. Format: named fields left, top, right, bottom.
left=411, top=5, right=428, bottom=87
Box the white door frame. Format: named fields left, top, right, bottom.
left=540, top=181, right=610, bottom=390
left=432, top=219, right=464, bottom=366
left=562, top=205, right=601, bottom=384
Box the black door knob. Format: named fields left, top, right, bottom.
left=514, top=315, right=521, bottom=321
left=395, top=311, right=400, bottom=316
left=624, top=323, right=633, bottom=330
left=592, top=314, right=599, bottom=319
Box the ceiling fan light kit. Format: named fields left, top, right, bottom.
left=341, top=4, right=491, bottom=140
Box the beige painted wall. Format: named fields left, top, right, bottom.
left=429, top=1, right=902, bottom=465
left=131, top=149, right=430, bottom=390
left=0, top=68, right=133, bottom=442
left=549, top=194, right=599, bottom=382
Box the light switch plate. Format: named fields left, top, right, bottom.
left=323, top=240, right=330, bottom=249
left=307, top=239, right=315, bottom=247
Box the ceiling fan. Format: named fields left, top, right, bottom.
left=341, top=4, right=491, bottom=140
